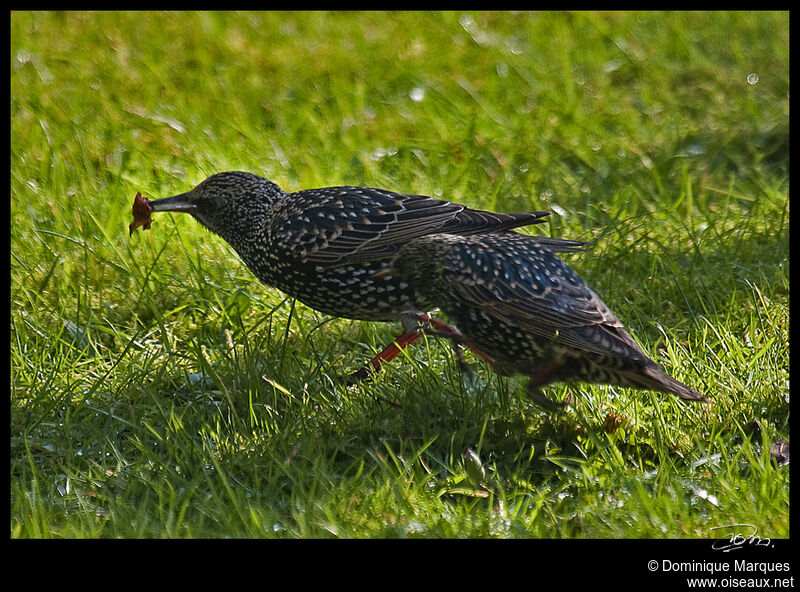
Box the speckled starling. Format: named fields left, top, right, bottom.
left=138, top=171, right=578, bottom=376
left=384, top=233, right=706, bottom=403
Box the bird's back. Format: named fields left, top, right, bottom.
left=239, top=186, right=554, bottom=321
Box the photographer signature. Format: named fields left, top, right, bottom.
left=710, top=524, right=773, bottom=552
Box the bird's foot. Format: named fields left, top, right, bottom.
left=526, top=385, right=563, bottom=411
left=345, top=328, right=423, bottom=385
left=345, top=365, right=376, bottom=385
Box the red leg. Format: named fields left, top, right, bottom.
left=424, top=316, right=497, bottom=367
left=366, top=329, right=423, bottom=369
left=348, top=311, right=496, bottom=383
left=526, top=359, right=566, bottom=410
left=348, top=329, right=423, bottom=382
left=526, top=359, right=565, bottom=390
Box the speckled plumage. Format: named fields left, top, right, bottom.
left=146, top=171, right=567, bottom=323
left=387, top=233, right=705, bottom=402
left=144, top=170, right=590, bottom=382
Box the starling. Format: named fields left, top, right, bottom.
left=134, top=171, right=577, bottom=376
left=384, top=233, right=706, bottom=404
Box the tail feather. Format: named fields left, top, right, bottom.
left=488, top=210, right=551, bottom=232
left=460, top=211, right=589, bottom=253
left=451, top=210, right=551, bottom=236
left=630, top=366, right=707, bottom=402
left=527, top=236, right=587, bottom=253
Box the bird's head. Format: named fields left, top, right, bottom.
left=148, top=171, right=284, bottom=240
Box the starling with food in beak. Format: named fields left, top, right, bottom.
left=131, top=171, right=578, bottom=378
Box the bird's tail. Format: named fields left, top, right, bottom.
left=489, top=210, right=551, bottom=231
left=529, top=236, right=587, bottom=253
left=453, top=210, right=588, bottom=253
left=453, top=209, right=551, bottom=235
left=628, top=365, right=707, bottom=402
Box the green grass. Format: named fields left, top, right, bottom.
left=11, top=10, right=788, bottom=539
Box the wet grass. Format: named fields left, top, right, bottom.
left=10, top=10, right=788, bottom=539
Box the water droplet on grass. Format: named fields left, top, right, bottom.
left=15, top=49, right=31, bottom=65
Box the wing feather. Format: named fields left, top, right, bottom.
left=271, top=187, right=549, bottom=264
left=443, top=237, right=646, bottom=359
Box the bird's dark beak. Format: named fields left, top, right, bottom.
left=148, top=192, right=198, bottom=213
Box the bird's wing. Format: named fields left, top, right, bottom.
left=443, top=238, right=647, bottom=360
left=271, top=187, right=549, bottom=264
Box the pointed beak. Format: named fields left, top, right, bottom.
left=148, top=192, right=198, bottom=213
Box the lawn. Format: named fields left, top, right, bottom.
left=10, top=11, right=788, bottom=539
